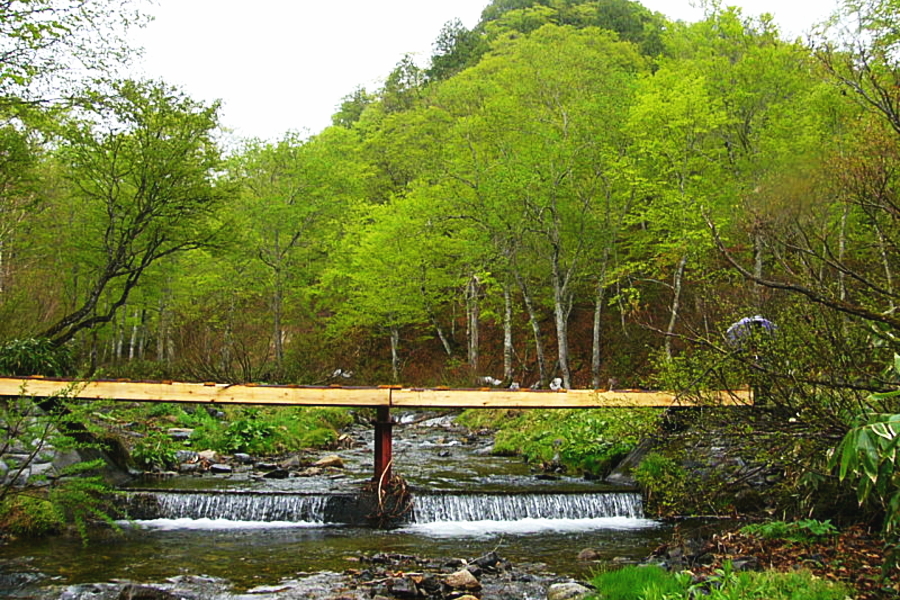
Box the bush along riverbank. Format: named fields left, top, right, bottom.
left=461, top=405, right=900, bottom=599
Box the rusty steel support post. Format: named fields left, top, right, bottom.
left=373, top=406, right=393, bottom=483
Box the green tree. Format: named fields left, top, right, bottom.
left=40, top=80, right=228, bottom=347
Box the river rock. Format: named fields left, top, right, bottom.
left=166, top=428, right=193, bottom=441
left=209, top=463, right=232, bottom=474
left=118, top=583, right=180, bottom=599
left=313, top=455, right=344, bottom=468
left=547, top=582, right=592, bottom=600
left=387, top=576, right=418, bottom=597
left=197, top=450, right=218, bottom=462
left=233, top=452, right=253, bottom=464
left=297, top=466, right=323, bottom=477
left=280, top=455, right=304, bottom=469
left=263, top=468, right=290, bottom=479
left=445, top=569, right=481, bottom=591
left=577, top=548, right=600, bottom=561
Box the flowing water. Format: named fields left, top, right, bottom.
left=0, top=412, right=674, bottom=591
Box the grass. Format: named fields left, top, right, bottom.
left=589, top=564, right=853, bottom=600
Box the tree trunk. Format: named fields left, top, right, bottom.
left=515, top=269, right=548, bottom=388
left=465, top=275, right=480, bottom=373
left=665, top=253, right=689, bottom=361
left=503, top=281, right=514, bottom=383
left=551, top=255, right=572, bottom=389
left=875, top=220, right=896, bottom=313
left=272, top=265, right=284, bottom=376
left=753, top=228, right=764, bottom=308
left=430, top=315, right=453, bottom=357
left=389, top=326, right=400, bottom=382
left=591, top=260, right=609, bottom=389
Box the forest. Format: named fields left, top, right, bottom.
left=1, top=0, right=900, bottom=590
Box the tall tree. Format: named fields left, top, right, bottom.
left=40, top=80, right=228, bottom=346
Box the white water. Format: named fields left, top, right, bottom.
left=403, top=516, right=659, bottom=538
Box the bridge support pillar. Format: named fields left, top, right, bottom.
left=373, top=406, right=393, bottom=483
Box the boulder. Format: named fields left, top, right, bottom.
left=444, top=569, right=481, bottom=591
left=313, top=455, right=344, bottom=468
left=577, top=548, right=600, bottom=561
left=547, top=582, right=592, bottom=600
left=198, top=450, right=218, bottom=463
left=209, top=464, right=232, bottom=474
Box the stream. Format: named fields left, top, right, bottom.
left=0, top=412, right=677, bottom=595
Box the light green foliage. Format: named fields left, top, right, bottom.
left=124, top=404, right=353, bottom=458
left=590, top=565, right=690, bottom=600
left=459, top=408, right=657, bottom=476
left=739, top=519, right=839, bottom=544
left=596, top=562, right=851, bottom=600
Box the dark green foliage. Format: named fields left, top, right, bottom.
left=632, top=453, right=690, bottom=516
left=739, top=519, right=839, bottom=544
left=131, top=430, right=178, bottom=470
left=0, top=338, right=72, bottom=376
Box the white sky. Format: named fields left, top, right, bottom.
left=132, top=0, right=841, bottom=142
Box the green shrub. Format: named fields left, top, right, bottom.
left=460, top=408, right=658, bottom=477
left=131, top=430, right=179, bottom=470
left=0, top=338, right=71, bottom=376
left=739, top=519, right=838, bottom=544
left=590, top=565, right=689, bottom=600
left=0, top=494, right=64, bottom=537
left=633, top=453, right=688, bottom=516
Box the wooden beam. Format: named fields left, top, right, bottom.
left=390, top=388, right=753, bottom=408
left=0, top=377, right=390, bottom=407
left=0, top=377, right=752, bottom=408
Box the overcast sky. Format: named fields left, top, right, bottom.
left=132, top=0, right=841, bottom=142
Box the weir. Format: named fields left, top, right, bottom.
left=121, top=489, right=644, bottom=525
left=0, top=376, right=753, bottom=483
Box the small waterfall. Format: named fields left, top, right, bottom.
left=411, top=492, right=643, bottom=523
left=123, top=490, right=643, bottom=525
left=127, top=491, right=330, bottom=522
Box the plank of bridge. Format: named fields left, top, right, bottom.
left=389, top=388, right=751, bottom=408
left=0, top=377, right=390, bottom=406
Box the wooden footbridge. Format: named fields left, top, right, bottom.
left=0, top=376, right=752, bottom=482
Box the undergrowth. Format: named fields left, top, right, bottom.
left=457, top=408, right=659, bottom=477
left=589, top=563, right=852, bottom=600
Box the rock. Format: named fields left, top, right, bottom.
left=233, top=452, right=253, bottom=464
left=166, top=428, right=193, bottom=441
left=313, top=455, right=344, bottom=468
left=297, top=467, right=324, bottom=477
left=444, top=569, right=481, bottom=591
left=177, top=463, right=201, bottom=473
left=474, top=551, right=501, bottom=570
left=118, top=583, right=180, bottom=599
left=209, top=464, right=232, bottom=474
left=732, top=555, right=760, bottom=571
left=280, top=455, right=304, bottom=469
left=547, top=582, right=592, bottom=600
left=175, top=450, right=198, bottom=463
left=263, top=468, right=291, bottom=479
left=577, top=548, right=600, bottom=561
left=197, top=450, right=218, bottom=462
left=443, top=558, right=468, bottom=569
left=387, top=576, right=418, bottom=597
